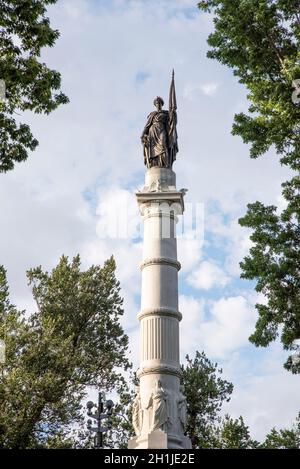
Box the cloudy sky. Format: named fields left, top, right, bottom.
left=1, top=0, right=299, bottom=440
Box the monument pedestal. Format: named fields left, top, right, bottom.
left=128, top=430, right=168, bottom=449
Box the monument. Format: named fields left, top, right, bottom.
left=128, top=72, right=191, bottom=449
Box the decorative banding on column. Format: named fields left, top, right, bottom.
left=137, top=364, right=182, bottom=379
left=140, top=257, right=181, bottom=271
left=142, top=211, right=177, bottom=221
left=137, top=307, right=182, bottom=321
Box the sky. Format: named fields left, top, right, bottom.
left=0, top=0, right=299, bottom=441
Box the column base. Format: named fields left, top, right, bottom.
left=128, top=430, right=168, bottom=449
left=128, top=430, right=192, bottom=449
left=182, top=436, right=192, bottom=449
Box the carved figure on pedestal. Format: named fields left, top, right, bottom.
left=132, top=386, right=143, bottom=436
left=177, top=385, right=188, bottom=432
left=146, top=380, right=170, bottom=432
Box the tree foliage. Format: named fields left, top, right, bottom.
left=182, top=351, right=233, bottom=448
left=261, top=413, right=300, bottom=448
left=105, top=374, right=137, bottom=449
left=239, top=178, right=300, bottom=372
left=0, top=0, right=69, bottom=172
left=198, top=0, right=300, bottom=371
left=212, top=415, right=258, bottom=449
left=0, top=256, right=130, bottom=448
left=198, top=0, right=300, bottom=168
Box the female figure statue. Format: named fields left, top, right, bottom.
left=132, top=386, right=143, bottom=436
left=177, top=385, right=188, bottom=431
left=146, top=380, right=169, bottom=432
left=141, top=72, right=178, bottom=169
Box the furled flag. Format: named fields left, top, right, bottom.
left=168, top=70, right=178, bottom=167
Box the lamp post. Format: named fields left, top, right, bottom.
left=86, top=392, right=114, bottom=449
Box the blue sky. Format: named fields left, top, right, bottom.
left=0, top=0, right=299, bottom=440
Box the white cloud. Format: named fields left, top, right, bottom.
left=179, top=293, right=257, bottom=360
left=222, top=344, right=300, bottom=441
left=201, top=82, right=220, bottom=96
left=81, top=187, right=143, bottom=329
left=225, top=225, right=253, bottom=276
left=179, top=294, right=206, bottom=358
left=183, top=81, right=220, bottom=99
left=95, top=187, right=141, bottom=241
left=178, top=236, right=203, bottom=273
left=186, top=295, right=257, bottom=359
left=276, top=192, right=288, bottom=213
left=206, top=211, right=254, bottom=276
left=187, top=260, right=230, bottom=290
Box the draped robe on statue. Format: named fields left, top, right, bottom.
left=142, top=110, right=169, bottom=167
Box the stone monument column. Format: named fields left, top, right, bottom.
left=128, top=73, right=191, bottom=449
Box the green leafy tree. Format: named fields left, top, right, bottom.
left=213, top=415, right=258, bottom=449
left=0, top=0, right=69, bottom=172
left=0, top=256, right=130, bottom=449
left=198, top=0, right=300, bottom=371
left=104, top=374, right=137, bottom=449
left=239, top=178, right=300, bottom=373
left=262, top=413, right=300, bottom=448
left=182, top=351, right=233, bottom=448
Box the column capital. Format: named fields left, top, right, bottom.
left=136, top=190, right=185, bottom=215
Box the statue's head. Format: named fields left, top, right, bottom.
left=154, top=96, right=164, bottom=110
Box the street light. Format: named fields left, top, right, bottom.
left=86, top=392, right=114, bottom=449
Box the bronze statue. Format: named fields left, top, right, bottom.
left=141, top=71, right=178, bottom=169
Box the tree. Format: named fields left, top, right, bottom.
left=110, top=351, right=233, bottom=449
left=213, top=415, right=258, bottom=449
left=239, top=178, right=300, bottom=373
left=197, top=0, right=300, bottom=371
left=104, top=374, right=137, bottom=449
left=182, top=351, right=233, bottom=448
left=0, top=0, right=69, bottom=172
left=0, top=256, right=130, bottom=448
left=261, top=413, right=300, bottom=448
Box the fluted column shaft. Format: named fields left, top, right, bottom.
left=128, top=167, right=191, bottom=449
